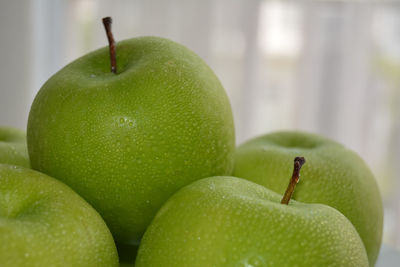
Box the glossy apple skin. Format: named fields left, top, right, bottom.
left=233, top=131, right=383, bottom=265
left=0, top=127, right=29, bottom=168
left=27, top=36, right=235, bottom=244
left=136, top=176, right=369, bottom=267
left=0, top=164, right=118, bottom=267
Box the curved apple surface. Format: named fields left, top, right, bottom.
left=27, top=36, right=235, bottom=244
left=135, top=176, right=369, bottom=267
left=0, top=126, right=29, bottom=168
left=233, top=131, right=383, bottom=265
left=0, top=164, right=118, bottom=266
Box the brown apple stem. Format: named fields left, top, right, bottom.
left=102, top=17, right=117, bottom=74
left=281, top=157, right=306, bottom=205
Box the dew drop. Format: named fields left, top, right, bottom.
left=208, top=182, right=216, bottom=191
left=247, top=255, right=266, bottom=267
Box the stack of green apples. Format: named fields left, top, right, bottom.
left=0, top=17, right=382, bottom=267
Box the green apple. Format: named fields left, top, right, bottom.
left=0, top=126, right=29, bottom=168
left=233, top=131, right=383, bottom=265
left=135, top=158, right=369, bottom=267
left=27, top=19, right=235, bottom=244
left=0, top=164, right=118, bottom=266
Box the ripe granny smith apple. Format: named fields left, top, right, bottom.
left=0, top=126, right=29, bottom=168
left=136, top=161, right=369, bottom=266
left=0, top=164, right=118, bottom=266
left=233, top=131, right=383, bottom=265
left=27, top=19, right=235, bottom=244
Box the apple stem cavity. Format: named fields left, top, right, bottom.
left=102, top=17, right=117, bottom=74
left=281, top=157, right=306, bottom=205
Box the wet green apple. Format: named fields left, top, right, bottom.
left=0, top=164, right=118, bottom=266
left=27, top=19, right=235, bottom=244
left=136, top=158, right=369, bottom=267
left=0, top=126, right=29, bottom=168
left=233, top=131, right=383, bottom=265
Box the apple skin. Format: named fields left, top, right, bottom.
left=0, top=126, right=30, bottom=168
left=135, top=176, right=369, bottom=267
left=27, top=36, right=235, bottom=244
left=0, top=164, right=118, bottom=266
left=233, top=131, right=383, bottom=265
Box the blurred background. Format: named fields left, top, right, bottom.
left=1, top=0, right=400, bottom=254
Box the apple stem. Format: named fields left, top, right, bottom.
left=102, top=17, right=117, bottom=74
left=281, top=157, right=306, bottom=205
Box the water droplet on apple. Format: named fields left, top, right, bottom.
left=240, top=255, right=266, bottom=267
left=247, top=255, right=266, bottom=266
left=208, top=182, right=216, bottom=191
